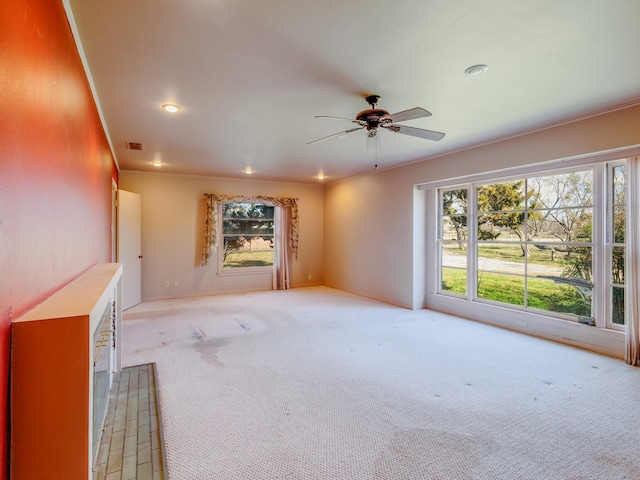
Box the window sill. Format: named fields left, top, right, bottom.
left=217, top=266, right=272, bottom=277
left=426, top=292, right=625, bottom=359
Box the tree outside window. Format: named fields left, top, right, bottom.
left=222, top=202, right=274, bottom=268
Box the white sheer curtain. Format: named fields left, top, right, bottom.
left=625, top=157, right=640, bottom=365
left=272, top=206, right=292, bottom=290
left=202, top=194, right=298, bottom=290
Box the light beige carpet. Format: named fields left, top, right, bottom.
left=122, top=286, right=640, bottom=480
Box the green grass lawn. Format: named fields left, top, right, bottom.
left=442, top=267, right=590, bottom=317
left=224, top=250, right=273, bottom=268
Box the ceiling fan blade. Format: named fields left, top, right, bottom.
left=314, top=115, right=363, bottom=123
left=385, top=107, right=431, bottom=123
left=307, top=126, right=364, bottom=145
left=383, top=124, right=445, bottom=141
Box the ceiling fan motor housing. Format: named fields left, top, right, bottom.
left=355, top=94, right=391, bottom=129
left=356, top=108, right=391, bottom=129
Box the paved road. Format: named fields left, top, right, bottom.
left=444, top=254, right=562, bottom=276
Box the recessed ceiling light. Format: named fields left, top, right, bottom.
left=152, top=159, right=162, bottom=167
left=244, top=167, right=253, bottom=174
left=465, top=64, right=489, bottom=75
left=316, top=172, right=325, bottom=180
left=161, top=103, right=181, bottom=113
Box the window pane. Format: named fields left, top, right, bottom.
left=557, top=246, right=592, bottom=286
left=477, top=181, right=525, bottom=212
left=613, top=206, right=625, bottom=243
left=529, top=171, right=592, bottom=209
left=477, top=213, right=524, bottom=241
left=477, top=272, right=524, bottom=306
left=477, top=244, right=525, bottom=276
left=527, top=276, right=592, bottom=319
left=442, top=189, right=467, bottom=215
left=442, top=216, right=467, bottom=241
left=612, top=286, right=625, bottom=325
left=223, top=202, right=274, bottom=219
left=440, top=188, right=468, bottom=296
left=222, top=202, right=275, bottom=269
left=223, top=218, right=274, bottom=235
left=528, top=208, right=592, bottom=243
left=223, top=237, right=273, bottom=268
left=612, top=246, right=625, bottom=285
left=524, top=250, right=563, bottom=279
left=441, top=267, right=466, bottom=295
left=441, top=242, right=466, bottom=295
left=527, top=244, right=563, bottom=265
left=442, top=242, right=467, bottom=268
left=613, top=165, right=625, bottom=205
left=609, top=164, right=625, bottom=328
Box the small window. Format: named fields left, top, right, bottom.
left=608, top=163, right=625, bottom=329
left=220, top=202, right=274, bottom=270
left=438, top=187, right=468, bottom=296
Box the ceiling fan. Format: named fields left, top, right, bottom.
left=307, top=94, right=445, bottom=152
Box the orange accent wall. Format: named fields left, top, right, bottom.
left=0, top=1, right=116, bottom=477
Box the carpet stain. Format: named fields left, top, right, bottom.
left=193, top=338, right=230, bottom=367
left=594, top=454, right=638, bottom=477
left=373, top=428, right=499, bottom=479
left=234, top=319, right=251, bottom=331
left=192, top=325, right=207, bottom=340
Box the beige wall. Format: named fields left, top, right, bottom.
left=324, top=104, right=640, bottom=309
left=119, top=171, right=324, bottom=301
left=324, top=167, right=419, bottom=308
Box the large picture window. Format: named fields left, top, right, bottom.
left=437, top=162, right=626, bottom=329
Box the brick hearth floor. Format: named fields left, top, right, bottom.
left=93, top=364, right=166, bottom=480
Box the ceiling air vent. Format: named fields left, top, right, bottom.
left=126, top=141, right=144, bottom=151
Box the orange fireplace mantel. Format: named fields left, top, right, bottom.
left=10, top=263, right=123, bottom=480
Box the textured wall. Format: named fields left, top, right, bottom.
left=0, top=1, right=116, bottom=476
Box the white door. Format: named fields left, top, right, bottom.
left=118, top=190, right=142, bottom=309
left=111, top=180, right=118, bottom=262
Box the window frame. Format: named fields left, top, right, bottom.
left=437, top=186, right=470, bottom=298
left=217, top=201, right=275, bottom=276
left=606, top=160, right=626, bottom=331
left=436, top=160, right=627, bottom=330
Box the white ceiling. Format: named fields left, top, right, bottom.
left=67, top=0, right=640, bottom=184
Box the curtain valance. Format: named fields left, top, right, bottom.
left=202, top=194, right=299, bottom=266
